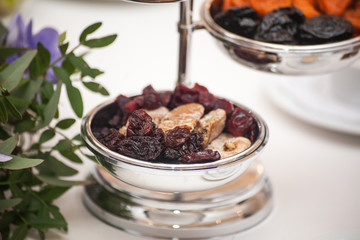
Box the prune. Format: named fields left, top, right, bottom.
left=98, top=128, right=124, bottom=151
left=226, top=108, right=254, bottom=136
left=164, top=127, right=191, bottom=148
left=255, top=7, right=305, bottom=44
left=180, top=149, right=221, bottom=164
left=127, top=109, right=153, bottom=137
left=297, top=15, right=354, bottom=44
left=214, top=6, right=260, bottom=38
left=164, top=133, right=204, bottom=160
left=117, top=136, right=163, bottom=161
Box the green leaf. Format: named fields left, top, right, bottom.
left=79, top=22, right=102, bottom=42
left=0, top=48, right=28, bottom=61
left=67, top=54, right=103, bottom=78
left=35, top=174, right=92, bottom=187
left=39, top=129, right=55, bottom=144
left=60, top=151, right=82, bottom=163
left=3, top=97, right=22, bottom=120
left=11, top=78, right=43, bottom=113
left=35, top=80, right=62, bottom=129
left=36, top=153, right=78, bottom=177
left=82, top=81, right=109, bottom=96
left=14, top=119, right=35, bottom=133
left=66, top=84, right=83, bottom=118
left=61, top=58, right=75, bottom=75
left=59, top=32, right=67, bottom=45
left=85, top=154, right=97, bottom=162
left=0, top=22, right=7, bottom=42
left=56, top=118, right=76, bottom=129
left=29, top=43, right=51, bottom=79
left=0, top=50, right=37, bottom=92
left=59, top=42, right=69, bottom=55
left=39, top=186, right=70, bottom=202
left=0, top=155, right=43, bottom=170
left=0, top=136, right=17, bottom=155
left=0, top=99, right=8, bottom=123
left=9, top=224, right=28, bottom=240
left=72, top=134, right=82, bottom=142
left=0, top=198, right=22, bottom=211
left=53, top=139, right=72, bottom=152
left=53, top=67, right=70, bottom=85
left=83, top=34, right=117, bottom=48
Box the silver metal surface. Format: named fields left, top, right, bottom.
left=177, top=0, right=194, bottom=86
left=81, top=98, right=268, bottom=193
left=83, top=161, right=273, bottom=239
left=200, top=0, right=360, bottom=75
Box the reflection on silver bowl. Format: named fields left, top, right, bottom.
left=81, top=98, right=268, bottom=193
left=200, top=0, right=360, bottom=75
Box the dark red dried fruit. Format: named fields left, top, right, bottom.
left=152, top=128, right=165, bottom=142
left=125, top=96, right=144, bottom=114
left=164, top=133, right=204, bottom=160
left=297, top=15, right=354, bottom=44
left=226, top=108, right=254, bottom=136
left=115, top=95, right=131, bottom=114
left=180, top=149, right=221, bottom=164
left=255, top=7, right=305, bottom=44
left=164, top=127, right=191, bottom=148
left=245, top=122, right=258, bottom=143
left=142, top=85, right=162, bottom=110
left=117, top=136, right=163, bottom=161
left=99, top=128, right=124, bottom=151
left=159, top=91, right=173, bottom=107
left=127, top=109, right=153, bottom=137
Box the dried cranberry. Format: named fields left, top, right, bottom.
left=159, top=91, right=172, bottom=107
left=226, top=108, right=254, bottom=136
left=117, top=136, right=163, bottom=161
left=142, top=85, right=158, bottom=95
left=143, top=93, right=162, bottom=110
left=213, top=98, right=234, bottom=117
left=115, top=95, right=131, bottom=114
left=180, top=149, right=221, bottom=164
left=164, top=127, right=191, bottom=148
left=99, top=128, right=124, bottom=151
left=245, top=122, right=258, bottom=143
left=171, top=84, right=199, bottom=107
left=127, top=109, right=153, bottom=137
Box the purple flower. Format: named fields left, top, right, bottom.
left=5, top=14, right=63, bottom=82
left=0, top=153, right=12, bottom=162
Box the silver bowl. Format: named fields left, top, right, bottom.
left=200, top=0, right=360, bottom=75
left=81, top=98, right=268, bottom=193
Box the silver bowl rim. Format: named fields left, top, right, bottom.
left=81, top=97, right=269, bottom=171
left=200, top=0, right=360, bottom=54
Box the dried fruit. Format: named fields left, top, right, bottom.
left=163, top=133, right=204, bottom=160
left=255, top=7, right=305, bottom=44
left=222, top=0, right=249, bottom=11
left=293, top=0, right=320, bottom=18
left=214, top=6, right=260, bottom=38
left=127, top=109, right=153, bottom=137
left=317, top=0, right=352, bottom=16
left=98, top=128, right=124, bottom=151
left=180, top=149, right=221, bottom=163
left=226, top=108, right=254, bottom=137
left=297, top=15, right=354, bottom=44
left=164, top=127, right=191, bottom=148
left=117, top=136, right=163, bottom=161
left=249, top=0, right=292, bottom=16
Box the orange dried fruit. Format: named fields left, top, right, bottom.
left=249, top=0, right=292, bottom=16
left=222, top=0, right=249, bottom=11
left=293, top=0, right=321, bottom=18
left=317, top=0, right=352, bottom=16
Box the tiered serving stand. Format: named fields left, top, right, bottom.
left=81, top=0, right=360, bottom=239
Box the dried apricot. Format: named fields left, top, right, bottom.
left=249, top=0, right=292, bottom=16
left=293, top=0, right=320, bottom=18
left=317, top=0, right=352, bottom=16
left=222, top=0, right=249, bottom=11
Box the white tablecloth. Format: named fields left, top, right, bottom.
left=16, top=0, right=360, bottom=239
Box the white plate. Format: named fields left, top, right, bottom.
left=266, top=66, right=360, bottom=135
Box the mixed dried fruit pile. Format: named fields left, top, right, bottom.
left=214, top=0, right=360, bottom=44
left=92, top=84, right=258, bottom=164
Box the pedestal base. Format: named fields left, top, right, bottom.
left=83, top=161, right=273, bottom=239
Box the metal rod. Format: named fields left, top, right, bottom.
left=177, top=0, right=194, bottom=86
